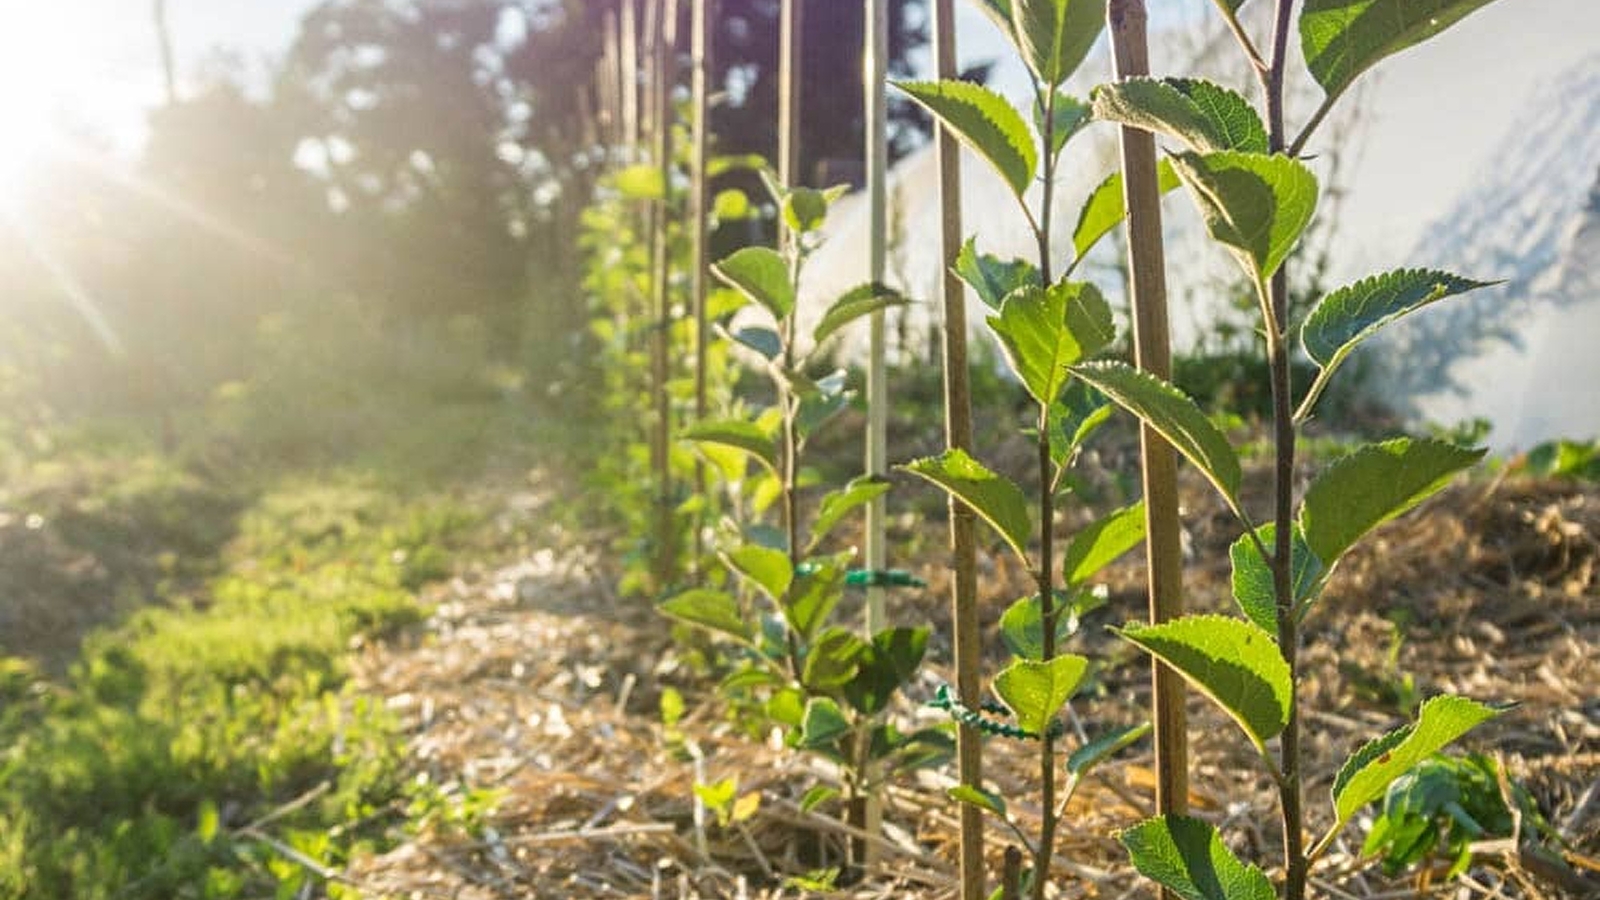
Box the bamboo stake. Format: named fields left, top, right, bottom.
left=777, top=0, right=802, bottom=194
left=1108, top=3, right=1188, bottom=886
left=932, top=0, right=984, bottom=895
left=649, top=0, right=680, bottom=591
left=859, top=0, right=891, bottom=869
left=600, top=10, right=621, bottom=151
left=621, top=0, right=640, bottom=157
left=690, top=0, right=713, bottom=574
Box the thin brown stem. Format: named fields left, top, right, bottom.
left=1265, top=1, right=1306, bottom=898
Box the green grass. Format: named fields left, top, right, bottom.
left=0, top=314, right=557, bottom=899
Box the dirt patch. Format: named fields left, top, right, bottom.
left=344, top=474, right=1599, bottom=898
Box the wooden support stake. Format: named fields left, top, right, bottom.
left=690, top=0, right=713, bottom=574
left=649, top=0, right=680, bottom=592
left=933, top=0, right=984, bottom=895
left=1108, top=0, right=1188, bottom=871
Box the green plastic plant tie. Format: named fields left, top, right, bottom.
left=845, top=568, right=928, bottom=589
left=929, top=684, right=1067, bottom=741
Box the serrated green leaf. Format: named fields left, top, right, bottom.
left=802, top=627, right=867, bottom=692
left=1299, top=438, right=1485, bottom=563
left=681, top=418, right=779, bottom=475
left=949, top=784, right=1008, bottom=818
left=1170, top=150, right=1318, bottom=286
left=954, top=238, right=1036, bottom=310
left=844, top=626, right=929, bottom=715
left=1053, top=380, right=1113, bottom=456
left=1067, top=722, right=1151, bottom=778
left=712, top=247, right=794, bottom=319
left=785, top=556, right=849, bottom=642
left=725, top=544, right=793, bottom=600
left=1012, top=0, right=1107, bottom=88
left=989, top=280, right=1115, bottom=406
left=1120, top=815, right=1276, bottom=900
left=1091, top=77, right=1268, bottom=154
left=812, top=283, right=909, bottom=348
left=799, top=697, right=851, bottom=748
left=810, top=476, right=892, bottom=550
left=1071, top=160, right=1181, bottom=263
left=895, top=79, right=1038, bottom=198
left=1228, top=523, right=1324, bottom=634
left=659, top=589, right=751, bottom=643
left=785, top=187, right=830, bottom=233
left=1062, top=502, right=1147, bottom=586
left=1332, top=695, right=1504, bottom=824
left=1071, top=361, right=1242, bottom=507
left=994, top=654, right=1090, bottom=735
left=1301, top=0, right=1500, bottom=104
left=1035, top=90, right=1093, bottom=156
left=900, top=449, right=1032, bottom=561
left=1117, top=615, right=1291, bottom=748
left=1301, top=269, right=1495, bottom=376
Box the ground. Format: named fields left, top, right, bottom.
left=337, top=467, right=1600, bottom=899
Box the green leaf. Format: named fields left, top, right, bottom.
left=1301, top=269, right=1495, bottom=375
left=1116, top=615, right=1292, bottom=749
left=1035, top=90, right=1093, bottom=156
left=1091, top=77, right=1268, bottom=154
left=812, top=283, right=909, bottom=348
left=799, top=697, right=851, bottom=748
left=1071, top=160, right=1181, bottom=264
left=1052, top=380, right=1113, bottom=455
left=1067, top=722, right=1151, bottom=778
left=659, top=589, right=752, bottom=643
left=810, top=476, right=892, bottom=549
left=730, top=326, right=781, bottom=360
left=1120, top=815, right=1276, bottom=900
left=1299, top=438, right=1485, bottom=563
left=197, top=799, right=220, bottom=844
left=954, top=238, right=1036, bottom=310
left=895, top=79, right=1038, bottom=198
left=988, top=280, right=1115, bottom=406
left=1012, top=0, right=1107, bottom=88
left=1228, top=523, right=1324, bottom=634
left=1332, top=695, right=1505, bottom=824
left=998, top=592, right=1084, bottom=661
left=1062, top=502, right=1147, bottom=586
left=1070, top=361, right=1242, bottom=507
left=844, top=626, right=929, bottom=715
left=948, top=784, right=1008, bottom=819
left=694, top=777, right=737, bottom=814
left=614, top=163, right=665, bottom=199
left=724, top=544, right=793, bottom=600
left=784, top=187, right=831, bottom=233
left=785, top=557, right=849, bottom=642
left=712, top=188, right=751, bottom=221
left=1170, top=150, right=1318, bottom=286
left=1301, top=0, right=1500, bottom=104
left=900, top=449, right=1032, bottom=561
left=802, top=627, right=867, bottom=692
left=766, top=687, right=805, bottom=727
left=681, top=418, right=779, bottom=475
left=712, top=247, right=794, bottom=319
left=994, top=654, right=1090, bottom=736
left=799, top=785, right=839, bottom=812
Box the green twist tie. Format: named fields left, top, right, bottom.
left=845, top=568, right=927, bottom=588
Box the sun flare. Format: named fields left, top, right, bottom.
left=0, top=8, right=106, bottom=198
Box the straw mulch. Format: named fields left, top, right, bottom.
left=342, top=471, right=1599, bottom=899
